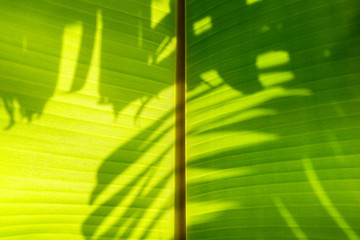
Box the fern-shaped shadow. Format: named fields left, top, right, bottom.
left=186, top=0, right=360, bottom=239
left=82, top=110, right=174, bottom=240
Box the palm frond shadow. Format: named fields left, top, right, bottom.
left=2, top=0, right=360, bottom=239
left=1, top=1, right=178, bottom=239
left=81, top=0, right=360, bottom=239
left=0, top=0, right=97, bottom=129
left=0, top=0, right=176, bottom=129
left=186, top=0, right=360, bottom=239
left=82, top=110, right=174, bottom=240
left=78, top=2, right=178, bottom=239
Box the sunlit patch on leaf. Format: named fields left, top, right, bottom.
left=256, top=51, right=290, bottom=69
left=258, top=71, right=294, bottom=88
left=193, top=16, right=212, bottom=36
left=246, top=0, right=262, bottom=5
left=151, top=0, right=171, bottom=29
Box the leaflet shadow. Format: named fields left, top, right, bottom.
left=0, top=0, right=97, bottom=129
left=82, top=111, right=173, bottom=239
left=96, top=0, right=176, bottom=120
left=81, top=1, right=176, bottom=239
left=187, top=0, right=360, bottom=239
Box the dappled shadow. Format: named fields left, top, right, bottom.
left=187, top=0, right=360, bottom=239
left=1, top=1, right=176, bottom=239
left=78, top=1, right=176, bottom=239
left=0, top=0, right=97, bottom=129
left=89, top=111, right=173, bottom=205
left=83, top=110, right=174, bottom=240
left=0, top=0, right=176, bottom=128
left=96, top=1, right=176, bottom=120
left=2, top=0, right=360, bottom=239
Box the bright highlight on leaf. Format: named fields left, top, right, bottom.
left=258, top=71, right=295, bottom=87
left=200, top=69, right=224, bottom=86
left=189, top=131, right=279, bottom=159
left=303, top=158, right=360, bottom=240
left=246, top=0, right=263, bottom=5
left=151, top=0, right=171, bottom=29
left=193, top=16, right=212, bottom=36
left=188, top=200, right=240, bottom=225
left=188, top=167, right=253, bottom=183
left=83, top=9, right=103, bottom=96
left=273, top=197, right=309, bottom=240
left=56, top=21, right=83, bottom=92
left=156, top=37, right=177, bottom=64
left=256, top=51, right=290, bottom=69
